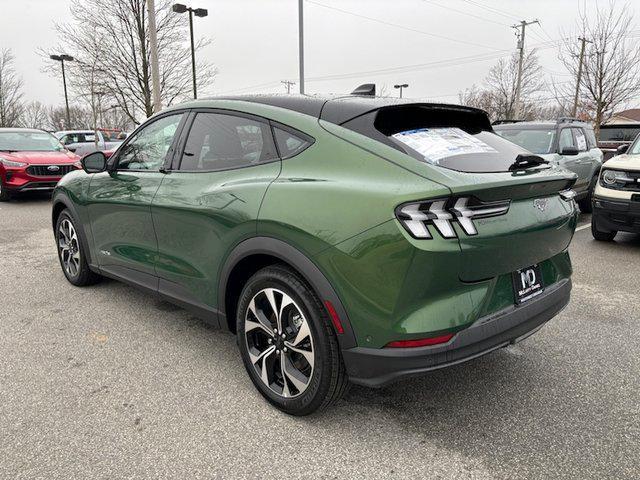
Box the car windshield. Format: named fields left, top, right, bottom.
left=628, top=135, right=640, bottom=155
left=0, top=131, right=64, bottom=152
left=600, top=126, right=640, bottom=142
left=494, top=128, right=556, bottom=154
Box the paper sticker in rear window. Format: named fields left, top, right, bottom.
left=392, top=127, right=497, bottom=164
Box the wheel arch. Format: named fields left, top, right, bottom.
left=51, top=192, right=95, bottom=268
left=218, top=236, right=357, bottom=350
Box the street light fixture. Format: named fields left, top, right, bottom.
left=394, top=83, right=409, bottom=99
left=50, top=54, right=74, bottom=127
left=172, top=3, right=208, bottom=99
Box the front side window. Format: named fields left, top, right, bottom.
left=117, top=114, right=183, bottom=171
left=179, top=113, right=277, bottom=171
left=494, top=128, right=556, bottom=155
left=573, top=128, right=588, bottom=151
left=558, top=128, right=575, bottom=151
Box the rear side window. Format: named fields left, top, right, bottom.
left=572, top=128, right=588, bottom=151
left=584, top=128, right=597, bottom=149
left=179, top=113, right=277, bottom=171
left=273, top=127, right=313, bottom=158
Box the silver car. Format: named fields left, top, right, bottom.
left=55, top=130, right=125, bottom=157
left=494, top=118, right=603, bottom=213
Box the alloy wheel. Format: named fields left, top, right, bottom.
left=58, top=219, right=81, bottom=277
left=244, top=288, right=315, bottom=398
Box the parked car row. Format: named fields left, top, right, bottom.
left=55, top=129, right=127, bottom=156
left=0, top=127, right=126, bottom=201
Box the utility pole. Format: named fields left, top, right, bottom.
left=147, top=0, right=162, bottom=113
left=281, top=80, right=296, bottom=94
left=572, top=37, right=592, bottom=118
left=394, top=83, right=409, bottom=98
left=512, top=19, right=539, bottom=119
left=298, top=0, right=305, bottom=94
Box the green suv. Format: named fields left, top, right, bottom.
left=52, top=95, right=578, bottom=415
left=494, top=118, right=603, bottom=213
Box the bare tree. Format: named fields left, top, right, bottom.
left=47, top=105, right=93, bottom=131
left=48, top=0, right=215, bottom=125
left=0, top=49, right=24, bottom=127
left=459, top=50, right=545, bottom=122
left=558, top=2, right=640, bottom=133
left=20, top=101, right=49, bottom=129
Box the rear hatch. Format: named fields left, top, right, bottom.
left=325, top=102, right=578, bottom=282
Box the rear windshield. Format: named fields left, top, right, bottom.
left=600, top=126, right=640, bottom=142
left=342, top=105, right=534, bottom=173
left=494, top=127, right=556, bottom=154
left=390, top=128, right=530, bottom=172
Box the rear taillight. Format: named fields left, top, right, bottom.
left=396, top=196, right=510, bottom=239
left=385, top=333, right=455, bottom=348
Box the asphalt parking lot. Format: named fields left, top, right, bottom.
left=1, top=194, right=638, bottom=480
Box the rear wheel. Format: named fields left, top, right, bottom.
left=577, top=174, right=598, bottom=213
left=237, top=265, right=349, bottom=415
left=591, top=217, right=617, bottom=242
left=55, top=209, right=101, bottom=286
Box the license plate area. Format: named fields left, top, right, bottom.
left=512, top=264, right=544, bottom=305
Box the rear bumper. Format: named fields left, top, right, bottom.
left=592, top=196, right=640, bottom=233
left=343, top=278, right=571, bottom=387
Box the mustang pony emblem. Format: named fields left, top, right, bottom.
left=533, top=198, right=548, bottom=212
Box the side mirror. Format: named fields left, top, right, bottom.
left=616, top=144, right=629, bottom=155
left=82, top=151, right=107, bottom=173
left=560, top=146, right=579, bottom=156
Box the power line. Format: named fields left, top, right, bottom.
left=305, top=0, right=504, bottom=51
left=457, top=0, right=521, bottom=21
left=419, top=0, right=510, bottom=27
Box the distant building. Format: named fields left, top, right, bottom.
left=604, top=108, right=640, bottom=124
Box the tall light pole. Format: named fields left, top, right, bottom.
left=298, top=0, right=304, bottom=94
left=173, top=3, right=208, bottom=99
left=394, top=84, right=408, bottom=98
left=147, top=0, right=163, bottom=113
left=50, top=54, right=74, bottom=127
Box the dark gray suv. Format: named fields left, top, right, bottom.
left=494, top=118, right=603, bottom=212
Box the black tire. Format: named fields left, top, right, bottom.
left=591, top=217, right=616, bottom=241
left=55, top=209, right=102, bottom=286
left=577, top=175, right=598, bottom=213
left=0, top=182, right=11, bottom=202
left=236, top=264, right=349, bottom=415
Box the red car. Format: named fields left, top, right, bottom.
left=0, top=128, right=81, bottom=201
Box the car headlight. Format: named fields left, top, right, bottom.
left=396, top=196, right=511, bottom=239
left=0, top=157, right=27, bottom=168
left=601, top=169, right=633, bottom=186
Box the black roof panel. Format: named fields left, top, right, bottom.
left=214, top=94, right=488, bottom=126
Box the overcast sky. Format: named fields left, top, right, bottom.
left=1, top=0, right=639, bottom=108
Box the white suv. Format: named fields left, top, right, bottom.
left=591, top=134, right=640, bottom=241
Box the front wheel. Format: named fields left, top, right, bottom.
left=237, top=265, right=349, bottom=415
left=591, top=217, right=617, bottom=242
left=55, top=209, right=101, bottom=286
